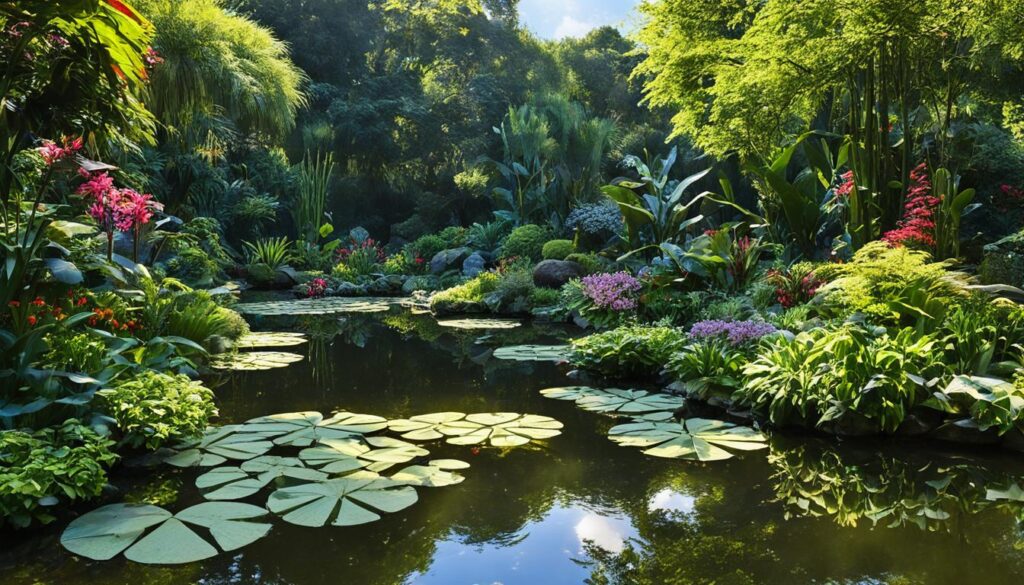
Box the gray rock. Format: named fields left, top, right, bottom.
left=334, top=281, right=366, bottom=296
left=462, top=252, right=487, bottom=277
left=430, top=247, right=472, bottom=275
left=533, top=260, right=585, bottom=289
left=349, top=226, right=370, bottom=245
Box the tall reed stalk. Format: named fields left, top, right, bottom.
left=292, top=151, right=335, bottom=242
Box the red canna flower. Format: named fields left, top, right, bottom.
left=26, top=315, right=37, bottom=326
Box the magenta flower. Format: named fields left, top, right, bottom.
left=689, top=320, right=777, bottom=346
left=581, top=272, right=642, bottom=311
left=37, top=136, right=83, bottom=166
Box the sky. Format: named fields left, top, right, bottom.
left=517, top=0, right=643, bottom=40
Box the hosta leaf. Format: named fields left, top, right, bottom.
left=210, top=352, right=304, bottom=371
left=492, top=345, right=571, bottom=362
left=608, top=418, right=767, bottom=461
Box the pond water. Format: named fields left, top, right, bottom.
left=4, top=307, right=1024, bottom=584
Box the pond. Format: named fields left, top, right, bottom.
left=4, top=306, right=1024, bottom=584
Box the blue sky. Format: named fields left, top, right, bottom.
left=518, top=0, right=642, bottom=40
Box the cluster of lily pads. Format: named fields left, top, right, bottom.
left=236, top=297, right=399, bottom=317
left=209, top=331, right=308, bottom=372
left=60, top=409, right=562, bottom=565
left=541, top=386, right=768, bottom=462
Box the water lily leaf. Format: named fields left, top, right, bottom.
left=539, top=386, right=597, bottom=401
left=426, top=459, right=471, bottom=470
left=492, top=345, right=571, bottom=362
left=236, top=297, right=396, bottom=316
left=438, top=413, right=563, bottom=447
left=987, top=483, right=1024, bottom=502
left=391, top=464, right=466, bottom=487
left=608, top=418, right=768, bottom=461
left=437, top=318, right=521, bottom=330
left=210, top=352, right=304, bottom=371
left=196, top=457, right=329, bottom=501
left=61, top=502, right=270, bottom=564
left=300, top=437, right=428, bottom=474
left=575, top=388, right=684, bottom=416
left=234, top=332, right=308, bottom=349
left=267, top=473, right=418, bottom=527
left=166, top=426, right=275, bottom=468
left=243, top=411, right=388, bottom=447
left=387, top=412, right=467, bottom=441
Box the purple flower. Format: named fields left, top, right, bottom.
left=688, top=320, right=777, bottom=346
left=581, top=271, right=642, bottom=311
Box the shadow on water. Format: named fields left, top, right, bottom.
left=4, top=308, right=1024, bottom=584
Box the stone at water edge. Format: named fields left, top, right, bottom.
left=430, top=247, right=473, bottom=275
left=462, top=253, right=486, bottom=277
left=533, top=260, right=585, bottom=289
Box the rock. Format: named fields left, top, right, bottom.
left=430, top=247, right=472, bottom=275
left=533, top=260, right=585, bottom=289
left=334, top=281, right=366, bottom=296
left=403, top=275, right=438, bottom=294
left=349, top=226, right=370, bottom=245
left=896, top=409, right=942, bottom=436
left=462, top=252, right=486, bottom=278
left=930, top=419, right=1002, bottom=445
left=368, top=275, right=404, bottom=294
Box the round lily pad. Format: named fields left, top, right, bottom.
left=60, top=502, right=271, bottom=564
left=210, top=351, right=304, bottom=371
left=165, top=426, right=276, bottom=468
left=234, top=332, right=308, bottom=349
left=390, top=463, right=467, bottom=487
left=608, top=418, right=768, bottom=461
left=242, top=411, right=388, bottom=447
left=236, top=297, right=396, bottom=316
left=299, top=437, right=429, bottom=474
left=438, top=413, right=563, bottom=447
left=267, top=471, right=419, bottom=527
left=436, top=318, right=521, bottom=330
left=492, top=345, right=571, bottom=362
left=387, top=412, right=467, bottom=441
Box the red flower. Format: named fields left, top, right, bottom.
left=8, top=301, right=20, bottom=308
left=104, top=0, right=143, bottom=24
left=31, top=297, right=45, bottom=307
left=26, top=315, right=37, bottom=326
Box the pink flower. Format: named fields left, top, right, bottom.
left=581, top=272, right=642, bottom=311
left=37, top=136, right=83, bottom=166
left=834, top=171, right=855, bottom=199
left=882, top=163, right=937, bottom=250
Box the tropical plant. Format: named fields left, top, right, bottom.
left=570, top=325, right=687, bottom=380
left=243, top=237, right=292, bottom=270
left=666, top=340, right=750, bottom=401
left=292, top=151, right=335, bottom=243
left=98, top=370, right=217, bottom=449
left=466, top=220, right=510, bottom=253
left=926, top=375, right=1024, bottom=436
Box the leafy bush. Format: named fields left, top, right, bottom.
left=667, top=339, right=749, bottom=401
left=247, top=262, right=278, bottom=286
left=564, top=272, right=642, bottom=329
left=738, top=325, right=947, bottom=433
left=542, top=239, right=575, bottom=260
left=501, top=224, right=549, bottom=261
left=0, top=421, right=117, bottom=528
left=467, top=221, right=510, bottom=252
left=44, top=331, right=106, bottom=373
left=430, top=272, right=501, bottom=311
left=165, top=293, right=238, bottom=346
left=564, top=252, right=606, bottom=275
left=927, top=375, right=1024, bottom=436
left=243, top=237, right=292, bottom=270
left=764, top=262, right=825, bottom=309
left=332, top=262, right=359, bottom=283
left=570, top=325, right=687, bottom=379
left=490, top=267, right=536, bottom=311
left=529, top=286, right=561, bottom=308
left=700, top=296, right=756, bottom=322
left=437, top=226, right=468, bottom=248
left=98, top=371, right=217, bottom=450
left=406, top=234, right=447, bottom=261
left=165, top=246, right=221, bottom=286
left=566, top=201, right=622, bottom=238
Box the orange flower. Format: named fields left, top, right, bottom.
left=27, top=315, right=37, bottom=326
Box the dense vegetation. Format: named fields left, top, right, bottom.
left=4, top=0, right=1024, bottom=550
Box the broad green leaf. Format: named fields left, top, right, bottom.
left=234, top=332, right=308, bottom=349
left=210, top=351, right=304, bottom=371
left=267, top=473, right=418, bottom=527
left=608, top=418, right=767, bottom=461
left=492, top=345, right=571, bottom=362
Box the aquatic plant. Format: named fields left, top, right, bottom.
left=608, top=418, right=768, bottom=461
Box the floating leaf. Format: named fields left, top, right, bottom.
left=986, top=483, right=1024, bottom=502
left=541, top=386, right=683, bottom=416
left=236, top=297, right=396, bottom=316
left=234, top=332, right=308, bottom=349
left=391, top=463, right=466, bottom=487
left=196, top=457, right=329, bottom=501
left=437, top=318, right=521, bottom=330
left=165, top=426, right=275, bottom=468
left=299, top=437, right=428, bottom=474
left=388, top=412, right=467, bottom=441
left=210, top=351, right=304, bottom=371
left=438, top=413, right=563, bottom=447
left=539, top=386, right=597, bottom=401
left=61, top=502, right=270, bottom=564
left=492, top=345, right=571, bottom=362
left=267, top=472, right=418, bottom=527
left=243, top=411, right=388, bottom=447
left=608, top=418, right=767, bottom=461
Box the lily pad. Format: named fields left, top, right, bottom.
left=540, top=386, right=683, bottom=416
left=210, top=351, right=304, bottom=371
left=438, top=413, right=563, bottom=447
left=60, top=502, right=271, bottom=564
left=492, top=345, right=571, bottom=362
left=387, top=412, right=467, bottom=441
left=608, top=418, right=768, bottom=461
left=165, top=426, right=275, bottom=468
left=299, top=437, right=429, bottom=474
left=195, top=456, right=329, bottom=501
left=437, top=318, right=521, bottom=330
left=267, top=471, right=418, bottom=527
left=390, top=462, right=467, bottom=487
left=243, top=411, right=388, bottom=447
left=234, top=332, right=308, bottom=349
left=236, top=297, right=396, bottom=316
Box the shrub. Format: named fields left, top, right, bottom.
left=165, top=246, right=220, bottom=286
left=430, top=272, right=501, bottom=311
left=437, top=226, right=468, bottom=248
left=406, top=234, right=447, bottom=261
left=667, top=339, right=749, bottom=401
left=44, top=331, right=106, bottom=373
left=566, top=201, right=622, bottom=241
left=0, top=421, right=117, bottom=528
left=243, top=237, right=292, bottom=270
left=562, top=272, right=643, bottom=329
left=332, top=262, right=359, bottom=283
left=738, top=325, right=947, bottom=433
left=216, top=307, right=250, bottom=340
left=700, top=296, right=755, bottom=322
left=564, top=252, right=605, bottom=275
left=165, top=293, right=237, bottom=346
left=247, top=262, right=278, bottom=286
left=530, top=286, right=561, bottom=308
left=467, top=221, right=510, bottom=252
left=570, top=325, right=687, bottom=379
left=764, top=262, right=825, bottom=309
left=491, top=267, right=536, bottom=311
left=501, top=224, right=549, bottom=261
left=98, top=371, right=218, bottom=450
left=542, top=239, right=575, bottom=260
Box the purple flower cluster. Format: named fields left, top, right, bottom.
left=581, top=272, right=642, bottom=311
left=688, top=320, right=777, bottom=346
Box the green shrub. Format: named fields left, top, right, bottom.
left=165, top=293, right=237, bottom=346
left=530, top=286, right=561, bottom=308
left=406, top=234, right=447, bottom=261
left=247, top=262, right=278, bottom=287
left=0, top=421, right=117, bottom=528
left=700, top=296, right=756, bottom=322
left=98, top=371, right=218, bottom=450
left=437, top=226, right=468, bottom=248
left=44, top=331, right=106, bottom=373
left=490, top=267, right=536, bottom=311
left=216, top=307, right=250, bottom=340
left=501, top=224, right=549, bottom=261
left=430, top=272, right=501, bottom=311
left=666, top=339, right=750, bottom=401
left=738, top=325, right=947, bottom=433
left=243, top=237, right=293, bottom=270
left=165, top=246, right=220, bottom=287
left=332, top=262, right=359, bottom=283
left=564, top=252, right=605, bottom=275
left=542, top=239, right=575, bottom=261
left=570, top=325, right=687, bottom=379
left=467, top=221, right=510, bottom=252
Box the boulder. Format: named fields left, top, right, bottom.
left=430, top=247, right=472, bottom=275
left=533, top=260, right=585, bottom=289
left=462, top=252, right=487, bottom=278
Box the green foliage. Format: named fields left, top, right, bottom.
left=541, top=239, right=575, bottom=261
left=98, top=371, right=216, bottom=450
left=430, top=272, right=501, bottom=311
left=680, top=228, right=768, bottom=292
left=700, top=296, right=756, bottom=322
left=570, top=325, right=687, bottom=380
left=0, top=421, right=117, bottom=528
left=564, top=252, right=605, bottom=275
left=165, top=246, right=221, bottom=287
left=292, top=151, right=335, bottom=243
left=739, top=325, right=947, bottom=433
left=243, top=237, right=292, bottom=270
left=466, top=221, right=510, bottom=253
left=667, top=340, right=750, bottom=401
left=331, top=262, right=359, bottom=283
left=165, top=294, right=240, bottom=347
left=927, top=375, right=1024, bottom=436
left=529, top=286, right=561, bottom=308
left=490, top=266, right=535, bottom=312
left=501, top=224, right=549, bottom=261
left=406, top=234, right=448, bottom=262
left=43, top=331, right=107, bottom=374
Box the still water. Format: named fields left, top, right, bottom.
left=4, top=308, right=1024, bottom=584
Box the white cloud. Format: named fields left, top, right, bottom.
left=553, top=15, right=598, bottom=39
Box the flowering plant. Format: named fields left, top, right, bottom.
left=688, top=319, right=777, bottom=346
left=765, top=264, right=825, bottom=308
left=77, top=172, right=162, bottom=261
left=336, top=236, right=386, bottom=275
left=581, top=272, right=642, bottom=311
left=305, top=278, right=328, bottom=299
left=882, top=164, right=938, bottom=250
